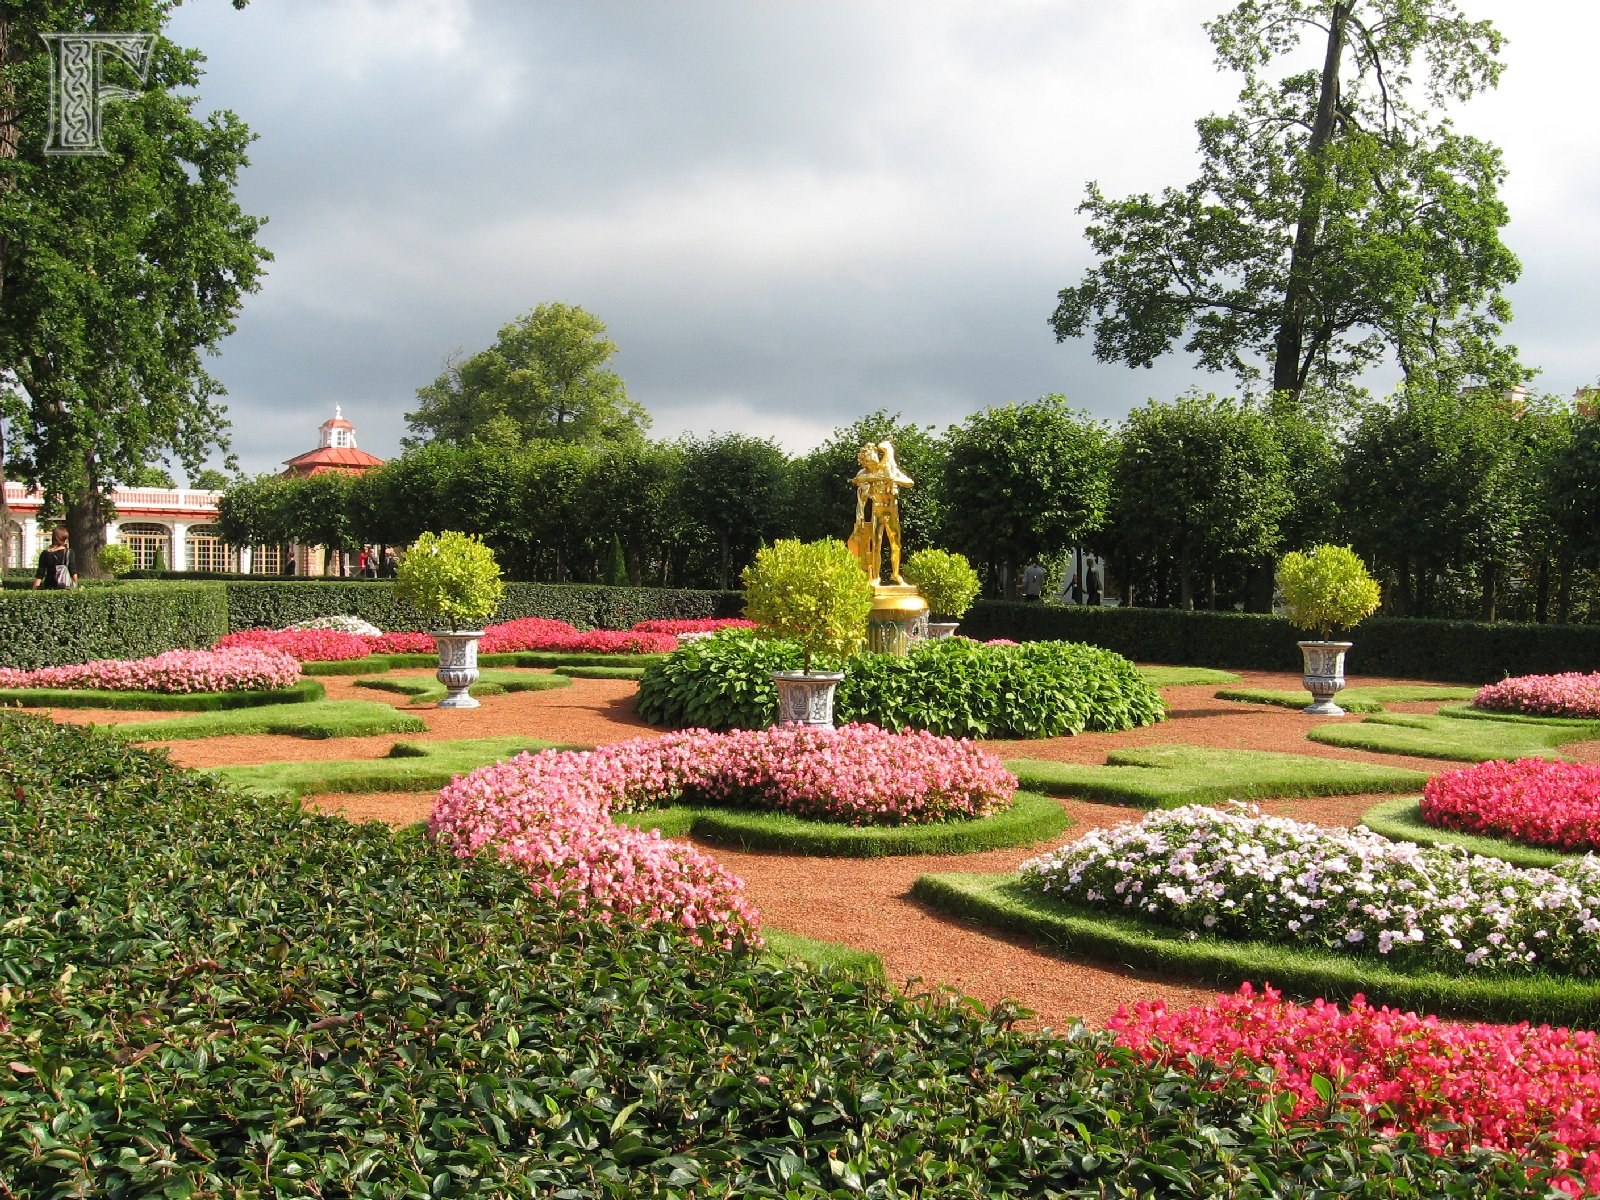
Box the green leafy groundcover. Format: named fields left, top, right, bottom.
left=636, top=631, right=1166, bottom=738
left=0, top=713, right=1553, bottom=1197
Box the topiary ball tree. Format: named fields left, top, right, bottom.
left=1276, top=544, right=1381, bottom=642
left=901, top=548, right=981, bottom=621
left=741, top=538, right=873, bottom=675
left=394, top=531, right=506, bottom=632
left=97, top=544, right=135, bottom=578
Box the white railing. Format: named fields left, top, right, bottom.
left=3, top=481, right=221, bottom=517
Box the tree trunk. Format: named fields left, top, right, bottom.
left=1479, top=561, right=1497, bottom=622
left=1534, top=556, right=1550, bottom=624
left=0, top=18, right=19, bottom=538
left=65, top=488, right=109, bottom=580
left=1178, top=547, right=1194, bottom=609
left=1271, top=2, right=1348, bottom=398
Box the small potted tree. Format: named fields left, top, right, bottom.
left=742, top=538, right=873, bottom=728
left=393, top=530, right=506, bottom=708
left=901, top=547, right=981, bottom=639
left=1276, top=544, right=1382, bottom=715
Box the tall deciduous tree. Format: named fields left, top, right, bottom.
left=675, top=434, right=792, bottom=591
left=1108, top=395, right=1291, bottom=609
left=404, top=303, right=649, bottom=450
left=1050, top=0, right=1523, bottom=403
left=939, top=397, right=1114, bottom=595
left=0, top=2, right=266, bottom=571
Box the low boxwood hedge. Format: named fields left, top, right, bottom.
left=635, top=632, right=1166, bottom=738
left=0, top=712, right=1556, bottom=1197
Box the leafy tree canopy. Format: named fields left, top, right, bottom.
left=1050, top=0, right=1523, bottom=403
left=403, top=303, right=649, bottom=450
left=788, top=409, right=945, bottom=551
left=0, top=2, right=267, bottom=569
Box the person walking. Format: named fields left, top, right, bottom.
left=1085, top=556, right=1103, bottom=606
left=1021, top=560, right=1046, bottom=602
left=31, top=526, right=77, bottom=590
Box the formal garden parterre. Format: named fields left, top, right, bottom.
left=8, top=598, right=1600, bottom=1193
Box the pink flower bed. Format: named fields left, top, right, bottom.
left=220, top=618, right=679, bottom=662
left=215, top=628, right=375, bottom=662
left=1475, top=673, right=1600, bottom=720
left=629, top=618, right=756, bottom=635
left=1109, top=983, right=1600, bottom=1194
left=1421, top=757, right=1600, bottom=852
left=430, top=725, right=1016, bottom=945
left=0, top=647, right=301, bottom=694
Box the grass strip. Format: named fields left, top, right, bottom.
left=555, top=665, right=647, bottom=680
left=760, top=928, right=886, bottom=984
left=1005, top=745, right=1427, bottom=809
left=114, top=700, right=427, bottom=742
left=1435, top=704, right=1600, bottom=729
left=911, top=872, right=1600, bottom=1025
left=1216, top=685, right=1478, bottom=714
left=1137, top=666, right=1242, bottom=687
left=354, top=669, right=572, bottom=705
left=301, top=655, right=406, bottom=676
left=0, top=678, right=325, bottom=711
left=484, top=651, right=670, bottom=669
left=676, top=789, right=1068, bottom=857
left=1307, top=712, right=1600, bottom=762
left=1358, top=797, right=1576, bottom=869
left=208, top=735, right=577, bottom=800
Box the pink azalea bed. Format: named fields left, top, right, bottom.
left=1421, top=757, right=1600, bottom=852
left=430, top=724, right=1017, bottom=947
left=0, top=647, right=302, bottom=694
left=1475, top=673, right=1600, bottom=720
left=1111, top=983, right=1600, bottom=1194
left=215, top=616, right=754, bottom=662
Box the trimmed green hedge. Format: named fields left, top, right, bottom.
left=0, top=582, right=228, bottom=670
left=960, top=601, right=1600, bottom=684
left=223, top=580, right=743, bottom=633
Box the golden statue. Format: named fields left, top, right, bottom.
left=848, top=440, right=914, bottom=586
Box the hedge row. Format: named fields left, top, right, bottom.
left=961, top=602, right=1600, bottom=684
left=0, top=583, right=228, bottom=671
left=0, top=580, right=743, bottom=667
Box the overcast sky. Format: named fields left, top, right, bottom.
left=161, top=0, right=1600, bottom=480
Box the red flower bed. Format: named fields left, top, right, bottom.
left=215, top=628, right=373, bottom=662
left=629, top=618, right=756, bottom=635
left=222, top=618, right=679, bottom=663
left=1475, top=672, right=1600, bottom=720
left=1421, top=757, right=1600, bottom=852
left=1110, top=983, right=1600, bottom=1193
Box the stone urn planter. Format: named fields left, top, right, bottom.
left=926, top=621, right=960, bottom=640
left=432, top=630, right=485, bottom=709
left=772, top=670, right=846, bottom=729
left=1297, top=640, right=1353, bottom=716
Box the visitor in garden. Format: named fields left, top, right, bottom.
left=31, top=525, right=76, bottom=590
left=380, top=548, right=398, bottom=578
left=1085, top=557, right=1102, bottom=605
left=1022, top=560, right=1045, bottom=601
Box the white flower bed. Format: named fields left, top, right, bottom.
left=1019, top=805, right=1600, bottom=976
left=285, top=614, right=385, bottom=636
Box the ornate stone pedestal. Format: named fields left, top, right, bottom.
left=431, top=630, right=484, bottom=708
left=1297, top=640, right=1353, bottom=716
left=867, top=584, right=929, bottom=656
left=772, top=671, right=845, bottom=728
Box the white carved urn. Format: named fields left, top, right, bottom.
left=771, top=671, right=845, bottom=729
left=431, top=630, right=485, bottom=709
left=1297, top=641, right=1353, bottom=716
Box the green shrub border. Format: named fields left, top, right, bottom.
left=1359, top=796, right=1578, bottom=869
left=960, top=601, right=1600, bottom=684
left=0, top=581, right=227, bottom=670
left=912, top=872, right=1600, bottom=1025
left=0, top=678, right=325, bottom=711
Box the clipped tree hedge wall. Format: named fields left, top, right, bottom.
left=222, top=580, right=744, bottom=633
left=961, top=601, right=1600, bottom=684
left=0, top=583, right=229, bottom=670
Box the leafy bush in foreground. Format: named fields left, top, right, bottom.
left=0, top=713, right=1558, bottom=1197
left=636, top=631, right=1166, bottom=737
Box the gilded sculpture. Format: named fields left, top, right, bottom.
left=848, top=440, right=914, bottom=586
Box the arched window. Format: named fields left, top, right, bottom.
left=185, top=524, right=236, bottom=573
left=118, top=522, right=172, bottom=571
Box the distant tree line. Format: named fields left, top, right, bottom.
left=215, top=389, right=1600, bottom=625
